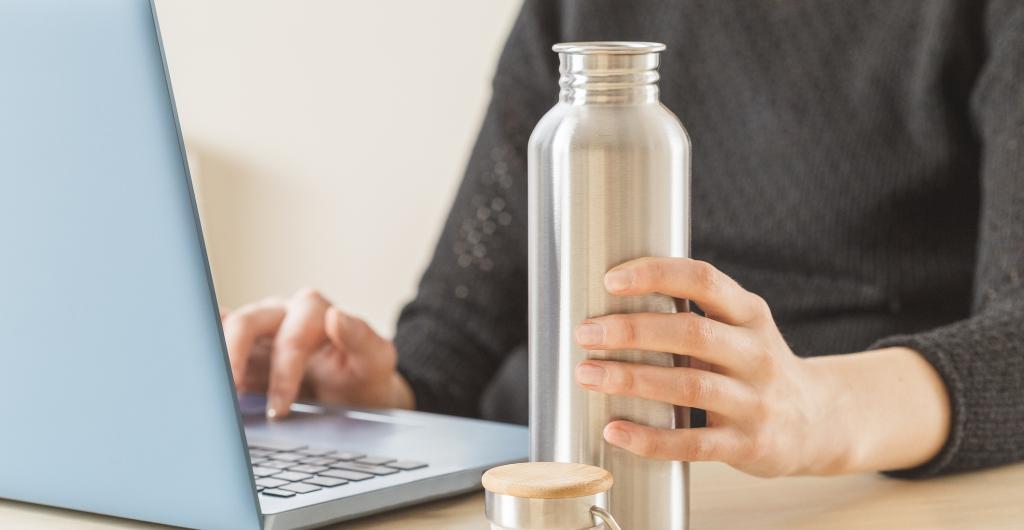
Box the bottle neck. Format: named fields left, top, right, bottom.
left=557, top=50, right=662, bottom=105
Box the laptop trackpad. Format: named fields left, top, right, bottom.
left=239, top=394, right=424, bottom=447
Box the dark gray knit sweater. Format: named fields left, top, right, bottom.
left=394, top=0, right=1024, bottom=478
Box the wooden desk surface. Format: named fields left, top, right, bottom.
left=3, top=461, right=1023, bottom=529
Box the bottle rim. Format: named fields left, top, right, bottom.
left=552, top=41, right=665, bottom=55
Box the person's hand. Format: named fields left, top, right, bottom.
left=221, top=288, right=414, bottom=419
left=573, top=257, right=846, bottom=477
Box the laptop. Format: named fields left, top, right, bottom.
left=0, top=1, right=527, bottom=529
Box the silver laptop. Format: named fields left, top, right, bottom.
left=0, top=1, right=527, bottom=529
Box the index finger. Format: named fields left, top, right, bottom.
left=603, top=257, right=768, bottom=326
left=267, top=289, right=331, bottom=418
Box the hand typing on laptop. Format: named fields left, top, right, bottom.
left=222, top=288, right=416, bottom=419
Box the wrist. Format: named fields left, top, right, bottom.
left=800, top=357, right=863, bottom=475
left=802, top=348, right=951, bottom=474
left=388, top=372, right=416, bottom=410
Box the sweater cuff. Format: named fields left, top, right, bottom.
left=396, top=362, right=441, bottom=415
left=394, top=314, right=491, bottom=419
left=395, top=346, right=466, bottom=417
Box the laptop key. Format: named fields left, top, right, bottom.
left=260, top=488, right=296, bottom=498
left=281, top=482, right=321, bottom=494
left=263, top=460, right=294, bottom=470
left=331, top=462, right=399, bottom=476
left=255, top=477, right=288, bottom=489
left=297, top=447, right=335, bottom=457
left=300, top=456, right=338, bottom=466
left=289, top=464, right=328, bottom=474
left=305, top=476, right=347, bottom=488
left=332, top=451, right=365, bottom=461
left=387, top=460, right=428, bottom=471
left=248, top=440, right=307, bottom=452
left=252, top=466, right=282, bottom=477
left=320, top=469, right=373, bottom=481
left=268, top=452, right=304, bottom=462
left=355, top=456, right=395, bottom=466
left=273, top=471, right=314, bottom=482
left=250, top=457, right=269, bottom=465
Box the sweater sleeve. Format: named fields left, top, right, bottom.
left=392, top=0, right=559, bottom=417
left=873, top=1, right=1024, bottom=478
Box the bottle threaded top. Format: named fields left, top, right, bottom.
left=553, top=41, right=664, bottom=104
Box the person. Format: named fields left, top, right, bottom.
left=220, top=0, right=1024, bottom=479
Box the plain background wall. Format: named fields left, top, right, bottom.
left=155, top=1, right=524, bottom=334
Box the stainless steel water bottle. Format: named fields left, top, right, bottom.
left=528, top=42, right=691, bottom=530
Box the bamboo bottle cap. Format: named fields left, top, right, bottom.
left=482, top=462, right=614, bottom=500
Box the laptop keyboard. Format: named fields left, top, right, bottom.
left=248, top=440, right=428, bottom=499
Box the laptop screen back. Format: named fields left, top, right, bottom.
left=0, top=1, right=260, bottom=528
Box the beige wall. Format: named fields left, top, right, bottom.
left=155, top=1, right=523, bottom=334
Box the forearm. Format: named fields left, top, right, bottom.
left=807, top=347, right=951, bottom=474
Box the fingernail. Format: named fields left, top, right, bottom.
left=575, top=322, right=605, bottom=346
left=604, top=424, right=631, bottom=446
left=576, top=363, right=606, bottom=386
left=266, top=397, right=285, bottom=420
left=604, top=269, right=633, bottom=292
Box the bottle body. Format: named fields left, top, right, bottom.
left=528, top=43, right=691, bottom=530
